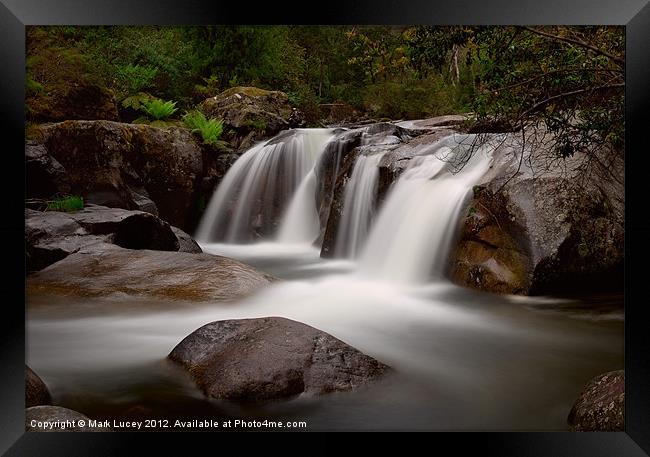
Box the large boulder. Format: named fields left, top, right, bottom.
left=26, top=205, right=201, bottom=272
left=568, top=370, right=624, bottom=431
left=168, top=317, right=389, bottom=400
left=27, top=244, right=274, bottom=302
left=199, top=86, right=304, bottom=150
left=30, top=120, right=205, bottom=230
left=26, top=406, right=107, bottom=432
left=450, top=132, right=624, bottom=295
left=26, top=366, right=52, bottom=408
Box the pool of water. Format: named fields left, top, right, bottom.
left=26, top=242, right=623, bottom=431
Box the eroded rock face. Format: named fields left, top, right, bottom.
left=568, top=370, right=624, bottom=431
left=26, top=366, right=52, bottom=408
left=450, top=133, right=624, bottom=295
left=26, top=205, right=201, bottom=272
left=31, top=120, right=204, bottom=230
left=26, top=142, right=71, bottom=199
left=26, top=406, right=106, bottom=432
left=168, top=317, right=389, bottom=400
left=450, top=187, right=532, bottom=295
left=27, top=244, right=273, bottom=302
left=199, top=86, right=304, bottom=150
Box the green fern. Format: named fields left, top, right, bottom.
left=182, top=110, right=224, bottom=146
left=140, top=98, right=178, bottom=120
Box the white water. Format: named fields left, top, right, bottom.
left=334, top=152, right=385, bottom=258
left=359, top=135, right=494, bottom=283
left=27, top=127, right=623, bottom=430
left=195, top=129, right=333, bottom=243
left=277, top=170, right=320, bottom=243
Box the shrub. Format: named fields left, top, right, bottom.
left=182, top=110, right=224, bottom=145
left=46, top=195, right=84, bottom=212
left=140, top=98, right=178, bottom=120
left=115, top=64, right=158, bottom=97
left=121, top=92, right=154, bottom=111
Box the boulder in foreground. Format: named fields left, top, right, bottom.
left=26, top=406, right=107, bottom=432
left=168, top=317, right=390, bottom=400
left=26, top=366, right=52, bottom=408
left=568, top=370, right=624, bottom=431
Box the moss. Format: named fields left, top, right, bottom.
left=220, top=86, right=273, bottom=98
left=25, top=123, right=45, bottom=142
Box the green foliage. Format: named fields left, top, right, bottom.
left=115, top=64, right=158, bottom=96
left=26, top=25, right=623, bottom=165
left=244, top=118, right=267, bottom=132
left=121, top=92, right=154, bottom=111
left=46, top=195, right=84, bottom=212
left=140, top=98, right=178, bottom=120
left=182, top=110, right=224, bottom=145
left=26, top=76, right=44, bottom=95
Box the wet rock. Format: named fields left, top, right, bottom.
left=27, top=244, right=273, bottom=302
left=169, top=317, right=389, bottom=400
left=25, top=406, right=107, bottom=432
left=199, top=86, right=303, bottom=150
left=568, top=370, right=624, bottom=431
left=26, top=205, right=203, bottom=271
left=171, top=226, right=202, bottom=254
left=26, top=366, right=51, bottom=408
left=450, top=187, right=532, bottom=295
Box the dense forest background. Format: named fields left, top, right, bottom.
left=26, top=25, right=624, bottom=159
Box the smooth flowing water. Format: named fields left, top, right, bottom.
left=26, top=127, right=623, bottom=431
left=335, top=152, right=385, bottom=258
left=196, top=128, right=333, bottom=243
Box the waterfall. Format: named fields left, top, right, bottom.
left=276, top=170, right=320, bottom=243
left=196, top=129, right=333, bottom=243
left=334, top=152, right=385, bottom=258
left=358, top=134, right=496, bottom=284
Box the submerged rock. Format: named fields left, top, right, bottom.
left=199, top=86, right=304, bottom=150
left=26, top=366, right=51, bottom=408
left=26, top=205, right=201, bottom=272
left=568, top=370, right=624, bottom=431
left=169, top=317, right=389, bottom=400
left=25, top=406, right=106, bottom=432
left=27, top=244, right=273, bottom=302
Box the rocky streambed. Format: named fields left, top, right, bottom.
left=25, top=89, right=624, bottom=431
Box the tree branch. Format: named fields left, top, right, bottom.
left=523, top=26, right=625, bottom=67
left=517, top=83, right=625, bottom=120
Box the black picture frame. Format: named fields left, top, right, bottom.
left=2, top=0, right=649, bottom=453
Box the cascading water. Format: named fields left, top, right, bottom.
left=276, top=170, right=320, bottom=243
left=29, top=124, right=622, bottom=431
left=334, top=152, right=385, bottom=258
left=358, top=134, right=496, bottom=284
left=195, top=128, right=333, bottom=243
